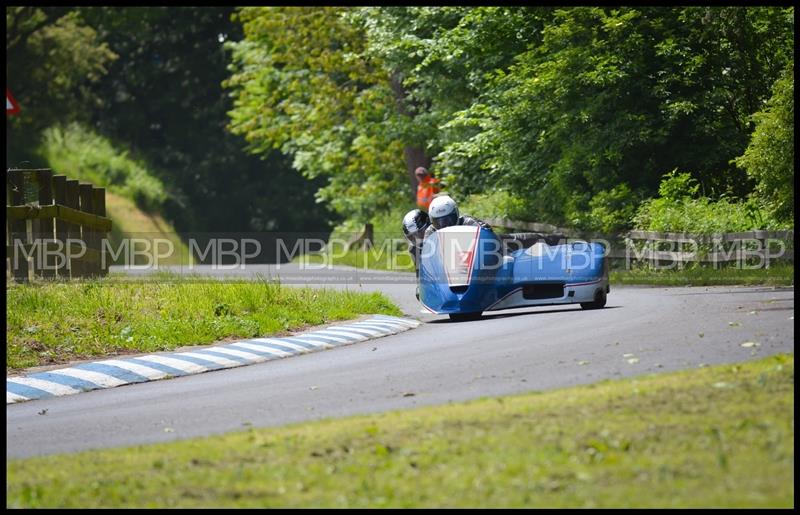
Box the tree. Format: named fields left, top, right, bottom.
left=735, top=61, right=794, bottom=223
left=224, top=7, right=408, bottom=222
left=6, top=6, right=117, bottom=164
left=80, top=6, right=332, bottom=232
left=360, top=6, right=552, bottom=196
left=223, top=6, right=794, bottom=231
left=431, top=7, right=794, bottom=229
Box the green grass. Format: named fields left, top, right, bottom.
left=6, top=274, right=401, bottom=372
left=105, top=191, right=191, bottom=266
left=6, top=354, right=793, bottom=508
left=41, top=122, right=167, bottom=212
left=37, top=122, right=193, bottom=265
left=298, top=247, right=415, bottom=272
left=611, top=263, right=794, bottom=287
left=295, top=208, right=416, bottom=271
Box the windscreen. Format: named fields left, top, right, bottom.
left=436, top=226, right=481, bottom=287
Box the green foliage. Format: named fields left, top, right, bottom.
left=633, top=170, right=786, bottom=233
left=735, top=62, right=794, bottom=223
left=224, top=7, right=793, bottom=232
left=7, top=7, right=332, bottom=234
left=458, top=190, right=532, bottom=223
left=435, top=7, right=793, bottom=230
left=40, top=123, right=167, bottom=212
left=7, top=7, right=795, bottom=236
left=224, top=7, right=407, bottom=222
left=655, top=170, right=700, bottom=201
left=583, top=184, right=639, bottom=234
left=6, top=7, right=119, bottom=166
left=80, top=6, right=333, bottom=233
left=6, top=8, right=118, bottom=135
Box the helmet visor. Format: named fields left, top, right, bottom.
left=431, top=211, right=458, bottom=230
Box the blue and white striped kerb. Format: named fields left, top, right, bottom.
left=7, top=314, right=419, bottom=405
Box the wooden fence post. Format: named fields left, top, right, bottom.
left=52, top=175, right=68, bottom=278
left=7, top=170, right=113, bottom=281
left=36, top=170, right=55, bottom=279
left=364, top=223, right=374, bottom=250
left=92, top=187, right=108, bottom=276
left=7, top=170, right=29, bottom=282
left=78, top=183, right=97, bottom=277
left=64, top=179, right=82, bottom=278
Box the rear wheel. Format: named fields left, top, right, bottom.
left=449, top=312, right=482, bottom=322
left=581, top=289, right=607, bottom=310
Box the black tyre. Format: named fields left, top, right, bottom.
left=449, top=312, right=482, bottom=322
left=580, top=289, right=607, bottom=310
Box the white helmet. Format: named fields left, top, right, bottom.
left=428, top=195, right=459, bottom=229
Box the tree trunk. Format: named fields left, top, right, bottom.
left=390, top=71, right=432, bottom=202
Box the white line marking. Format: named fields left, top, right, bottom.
left=373, top=317, right=419, bottom=327
left=6, top=377, right=80, bottom=396
left=314, top=329, right=369, bottom=340
left=227, top=342, right=287, bottom=357
left=46, top=368, right=127, bottom=388
left=136, top=354, right=209, bottom=374
left=249, top=339, right=310, bottom=353
left=97, top=359, right=170, bottom=380
left=295, top=332, right=349, bottom=343
left=209, top=346, right=276, bottom=361
left=334, top=325, right=384, bottom=336
left=349, top=322, right=398, bottom=333
left=178, top=352, right=241, bottom=368
left=247, top=339, right=298, bottom=356
left=284, top=336, right=334, bottom=349
left=7, top=391, right=29, bottom=403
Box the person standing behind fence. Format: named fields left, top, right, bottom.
left=415, top=167, right=440, bottom=211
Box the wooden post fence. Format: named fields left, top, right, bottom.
left=6, top=169, right=112, bottom=282
left=482, top=218, right=793, bottom=268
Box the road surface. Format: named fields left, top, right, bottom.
left=6, top=264, right=794, bottom=458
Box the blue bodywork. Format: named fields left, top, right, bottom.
left=418, top=227, right=608, bottom=315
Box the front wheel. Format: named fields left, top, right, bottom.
left=449, top=312, right=482, bottom=322
left=581, top=289, right=607, bottom=310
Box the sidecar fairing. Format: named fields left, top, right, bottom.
left=417, top=226, right=609, bottom=319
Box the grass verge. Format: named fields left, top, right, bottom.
left=295, top=208, right=416, bottom=272
left=298, top=247, right=414, bottom=272
left=611, top=263, right=794, bottom=287
left=106, top=191, right=192, bottom=266
left=6, top=354, right=793, bottom=508
left=6, top=274, right=401, bottom=373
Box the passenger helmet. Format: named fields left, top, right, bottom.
left=428, top=195, right=459, bottom=230
left=402, top=209, right=430, bottom=245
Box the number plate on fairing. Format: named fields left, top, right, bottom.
left=436, top=226, right=481, bottom=288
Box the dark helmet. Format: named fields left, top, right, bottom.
left=402, top=209, right=430, bottom=246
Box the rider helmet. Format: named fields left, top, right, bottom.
left=428, top=195, right=459, bottom=230
left=402, top=209, right=430, bottom=246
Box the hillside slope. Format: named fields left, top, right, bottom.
left=105, top=191, right=190, bottom=266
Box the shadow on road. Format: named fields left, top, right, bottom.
left=669, top=286, right=794, bottom=296
left=427, top=305, right=623, bottom=324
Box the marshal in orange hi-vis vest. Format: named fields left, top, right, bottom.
left=416, top=176, right=441, bottom=211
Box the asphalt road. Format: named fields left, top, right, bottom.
left=6, top=264, right=794, bottom=459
